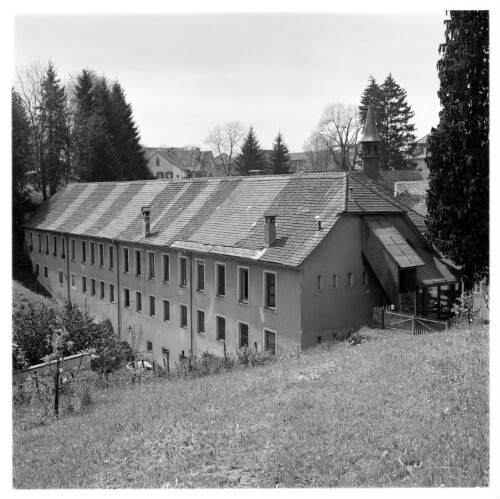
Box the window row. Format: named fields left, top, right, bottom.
left=321, top=272, right=368, bottom=289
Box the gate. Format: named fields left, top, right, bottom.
left=373, top=306, right=449, bottom=335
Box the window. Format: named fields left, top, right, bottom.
left=238, top=267, right=249, bottom=303
left=348, top=273, right=353, bottom=287
left=318, top=275, right=323, bottom=289
left=135, top=250, right=142, bottom=276
left=38, top=234, right=41, bottom=253
left=71, top=239, right=75, bottom=260
left=109, top=245, right=114, bottom=269
left=179, top=256, right=187, bottom=287
left=197, top=310, right=205, bottom=334
left=216, top=316, right=226, bottom=341
left=180, top=304, right=188, bottom=328
left=363, top=271, right=368, bottom=286
left=71, top=273, right=76, bottom=289
left=109, top=284, right=115, bottom=303
left=149, top=295, right=156, bottom=317
left=156, top=156, right=160, bottom=167
left=118, top=248, right=127, bottom=274
left=332, top=274, right=337, bottom=288
left=148, top=251, right=155, bottom=279
left=90, top=242, right=95, bottom=265
left=136, top=291, right=142, bottom=312
left=196, top=260, right=205, bottom=292
left=264, top=271, right=276, bottom=309
left=162, top=254, right=170, bottom=283
left=216, top=263, right=226, bottom=297
left=82, top=241, right=87, bottom=263
left=146, top=341, right=153, bottom=351
left=124, top=288, right=130, bottom=308
left=53, top=236, right=57, bottom=256
left=100, top=281, right=105, bottom=300
left=91, top=278, right=96, bottom=297
left=163, top=300, right=170, bottom=322
left=61, top=238, right=65, bottom=258
left=98, top=243, right=104, bottom=267
left=239, top=323, right=249, bottom=348
left=45, top=235, right=49, bottom=254
left=44, top=266, right=48, bottom=278
left=82, top=276, right=87, bottom=294
left=264, top=329, right=276, bottom=355
left=59, top=271, right=63, bottom=284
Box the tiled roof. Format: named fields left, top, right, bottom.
left=364, top=217, right=424, bottom=269
left=379, top=170, right=423, bottom=184
left=25, top=172, right=412, bottom=268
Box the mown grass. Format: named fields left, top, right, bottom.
left=13, top=325, right=489, bottom=488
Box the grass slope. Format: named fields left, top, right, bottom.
left=13, top=326, right=488, bottom=488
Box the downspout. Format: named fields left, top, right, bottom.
left=65, top=233, right=71, bottom=303
left=188, top=252, right=194, bottom=358
left=116, top=240, right=122, bottom=340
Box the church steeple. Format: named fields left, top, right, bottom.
left=360, top=101, right=381, bottom=179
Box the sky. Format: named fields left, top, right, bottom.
left=14, top=12, right=447, bottom=152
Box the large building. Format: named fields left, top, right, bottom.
left=23, top=105, right=459, bottom=364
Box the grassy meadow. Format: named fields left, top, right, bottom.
left=13, top=324, right=489, bottom=488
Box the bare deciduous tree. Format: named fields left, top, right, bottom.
left=314, top=102, right=363, bottom=171
left=205, top=121, right=245, bottom=176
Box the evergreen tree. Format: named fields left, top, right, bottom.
left=379, top=74, right=417, bottom=170
left=109, top=82, right=151, bottom=180
left=12, top=89, right=35, bottom=250
left=40, top=61, right=69, bottom=197
left=426, top=11, right=489, bottom=282
left=359, top=74, right=417, bottom=170
left=268, top=132, right=291, bottom=174
left=234, top=126, right=267, bottom=175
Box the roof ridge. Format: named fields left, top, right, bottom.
left=346, top=173, right=404, bottom=212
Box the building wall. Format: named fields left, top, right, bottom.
left=147, top=153, right=186, bottom=179
left=25, top=229, right=302, bottom=364
left=299, top=215, right=387, bottom=348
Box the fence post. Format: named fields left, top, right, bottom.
left=411, top=315, right=415, bottom=335
left=381, top=308, right=385, bottom=329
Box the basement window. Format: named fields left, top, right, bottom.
left=264, top=329, right=277, bottom=355
left=239, top=323, right=249, bottom=348
left=216, top=316, right=226, bottom=341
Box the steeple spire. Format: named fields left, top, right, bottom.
left=361, top=101, right=381, bottom=143
left=360, top=100, right=382, bottom=179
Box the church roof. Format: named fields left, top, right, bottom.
left=360, top=102, right=382, bottom=143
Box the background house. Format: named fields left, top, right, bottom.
left=143, top=147, right=217, bottom=179
left=411, top=134, right=431, bottom=179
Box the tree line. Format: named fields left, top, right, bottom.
left=12, top=61, right=151, bottom=249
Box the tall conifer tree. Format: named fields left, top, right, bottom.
left=268, top=132, right=291, bottom=174
left=234, top=126, right=267, bottom=175
left=359, top=74, right=417, bottom=170
left=426, top=11, right=489, bottom=282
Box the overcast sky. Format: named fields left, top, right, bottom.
left=14, top=12, right=446, bottom=152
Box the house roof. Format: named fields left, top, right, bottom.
left=364, top=217, right=424, bottom=269
left=415, top=247, right=459, bottom=286
left=25, top=172, right=418, bottom=268
left=379, top=170, right=424, bottom=184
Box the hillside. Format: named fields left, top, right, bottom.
left=13, top=325, right=489, bottom=488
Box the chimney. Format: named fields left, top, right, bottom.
left=264, top=214, right=277, bottom=247
left=141, top=206, right=152, bottom=238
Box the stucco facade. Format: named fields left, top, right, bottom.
left=26, top=229, right=302, bottom=363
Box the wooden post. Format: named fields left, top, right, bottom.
left=381, top=308, right=385, bottom=329
left=411, top=315, right=415, bottom=335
